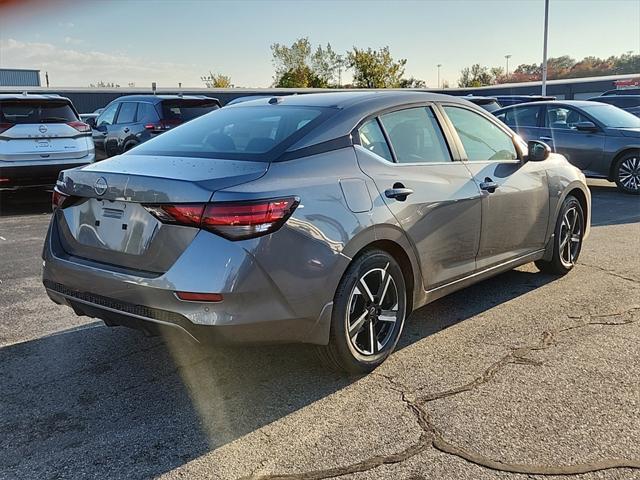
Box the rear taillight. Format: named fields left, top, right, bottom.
left=144, top=120, right=178, bottom=132
left=144, top=197, right=299, bottom=240
left=52, top=188, right=70, bottom=210
left=0, top=123, right=14, bottom=134
left=67, top=121, right=91, bottom=133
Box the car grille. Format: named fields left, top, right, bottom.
left=43, top=280, right=189, bottom=326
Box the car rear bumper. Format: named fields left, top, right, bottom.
left=0, top=157, right=94, bottom=190
left=42, top=216, right=339, bottom=345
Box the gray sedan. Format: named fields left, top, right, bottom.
left=43, top=92, right=590, bottom=373
left=494, top=100, right=640, bottom=194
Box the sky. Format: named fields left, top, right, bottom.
left=0, top=0, right=638, bottom=88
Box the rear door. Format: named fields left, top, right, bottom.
left=495, top=104, right=543, bottom=142
left=0, top=98, right=91, bottom=162
left=538, top=104, right=605, bottom=171
left=111, top=101, right=138, bottom=153
left=441, top=104, right=550, bottom=270
left=355, top=104, right=482, bottom=289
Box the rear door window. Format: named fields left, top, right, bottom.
left=115, top=102, right=137, bottom=124
left=379, top=107, right=452, bottom=164
left=160, top=99, right=220, bottom=123
left=0, top=100, right=78, bottom=124
left=136, top=103, right=159, bottom=123
left=358, top=119, right=393, bottom=162
left=503, top=105, right=542, bottom=128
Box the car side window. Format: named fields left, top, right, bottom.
left=96, top=102, right=119, bottom=127
left=115, top=102, right=137, bottom=124
left=137, top=103, right=159, bottom=123
left=358, top=119, right=393, bottom=162
left=503, top=106, right=541, bottom=128
left=443, top=106, right=518, bottom=162
left=545, top=106, right=590, bottom=130
left=379, top=107, right=452, bottom=164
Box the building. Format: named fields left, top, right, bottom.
left=0, top=68, right=41, bottom=87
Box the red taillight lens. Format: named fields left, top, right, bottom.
left=175, top=291, right=223, bottom=302
left=0, top=123, right=14, bottom=134
left=52, top=188, right=70, bottom=210
left=144, top=197, right=298, bottom=240
left=67, top=121, right=91, bottom=133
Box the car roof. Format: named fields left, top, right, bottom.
left=109, top=94, right=219, bottom=103
left=495, top=100, right=607, bottom=112
left=0, top=93, right=72, bottom=102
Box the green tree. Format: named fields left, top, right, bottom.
left=202, top=72, right=233, bottom=88
left=271, top=38, right=342, bottom=87
left=347, top=46, right=407, bottom=88
left=457, top=64, right=493, bottom=87
left=399, top=76, right=426, bottom=88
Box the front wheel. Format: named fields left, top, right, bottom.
left=613, top=151, right=640, bottom=195
left=535, top=195, right=584, bottom=275
left=316, top=249, right=407, bottom=373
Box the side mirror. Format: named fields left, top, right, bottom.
left=527, top=140, right=551, bottom=162
left=575, top=121, right=598, bottom=132
left=85, top=117, right=96, bottom=128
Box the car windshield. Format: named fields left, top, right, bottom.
left=160, top=99, right=220, bottom=122
left=133, top=104, right=330, bottom=160
left=0, top=100, right=78, bottom=124
left=581, top=103, right=640, bottom=128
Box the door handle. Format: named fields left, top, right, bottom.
left=479, top=177, right=499, bottom=193
left=123, top=127, right=130, bottom=133
left=539, top=136, right=552, bottom=141
left=384, top=187, right=414, bottom=200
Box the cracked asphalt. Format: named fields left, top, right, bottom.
left=0, top=180, right=638, bottom=480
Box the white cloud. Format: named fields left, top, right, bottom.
left=57, top=22, right=75, bottom=28
left=63, top=36, right=83, bottom=45
left=0, top=38, right=202, bottom=87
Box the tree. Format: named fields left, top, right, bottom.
left=399, top=76, right=426, bottom=88
left=457, top=64, right=493, bottom=87
left=347, top=46, right=407, bottom=88
left=202, top=72, right=233, bottom=88
left=271, top=38, right=343, bottom=87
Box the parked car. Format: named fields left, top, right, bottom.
left=226, top=95, right=274, bottom=106
left=494, top=100, right=640, bottom=194
left=0, top=93, right=94, bottom=191
left=601, top=88, right=640, bottom=96
left=43, top=92, right=590, bottom=373
left=588, top=95, right=640, bottom=117
left=494, top=95, right=556, bottom=107
left=461, top=95, right=502, bottom=112
left=87, top=95, right=220, bottom=158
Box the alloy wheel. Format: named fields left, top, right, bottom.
left=618, top=156, right=640, bottom=192
left=346, top=264, right=401, bottom=357
left=559, top=206, right=582, bottom=268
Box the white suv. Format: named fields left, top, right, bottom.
left=0, top=93, right=95, bottom=191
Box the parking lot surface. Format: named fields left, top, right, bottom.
left=1, top=181, right=639, bottom=480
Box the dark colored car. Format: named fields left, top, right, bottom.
left=225, top=95, right=274, bottom=106
left=461, top=95, right=502, bottom=112
left=589, top=95, right=640, bottom=117
left=494, top=95, right=556, bottom=107
left=87, top=95, right=220, bottom=158
left=602, top=88, right=640, bottom=96
left=494, top=100, right=640, bottom=194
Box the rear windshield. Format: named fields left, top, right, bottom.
left=133, top=105, right=330, bottom=161
left=591, top=97, right=640, bottom=108
left=0, top=100, right=78, bottom=124
left=160, top=99, right=220, bottom=122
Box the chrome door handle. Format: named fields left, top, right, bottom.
left=123, top=128, right=130, bottom=133
left=539, top=136, right=552, bottom=141
left=479, top=178, right=499, bottom=193
left=384, top=187, right=414, bottom=200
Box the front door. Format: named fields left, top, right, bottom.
left=441, top=104, right=550, bottom=270
left=354, top=105, right=482, bottom=289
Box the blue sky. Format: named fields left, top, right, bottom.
left=0, top=0, right=638, bottom=88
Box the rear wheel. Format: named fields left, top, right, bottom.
left=613, top=151, right=640, bottom=194
left=535, top=195, right=584, bottom=275
left=316, top=249, right=407, bottom=373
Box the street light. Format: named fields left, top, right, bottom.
left=437, top=64, right=442, bottom=89
left=505, top=54, right=512, bottom=77
left=542, top=0, right=550, bottom=95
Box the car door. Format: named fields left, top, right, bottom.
left=495, top=104, right=544, bottom=143
left=441, top=104, right=550, bottom=271
left=354, top=105, right=482, bottom=289
left=92, top=102, right=119, bottom=158
left=538, top=104, right=605, bottom=171
left=111, top=101, right=138, bottom=153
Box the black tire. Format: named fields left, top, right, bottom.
left=316, top=249, right=407, bottom=374
left=123, top=142, right=138, bottom=152
left=535, top=195, right=584, bottom=275
left=613, top=151, right=640, bottom=195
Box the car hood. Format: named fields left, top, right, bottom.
left=617, top=128, right=640, bottom=138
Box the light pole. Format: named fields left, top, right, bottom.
left=542, top=0, right=550, bottom=95
left=505, top=54, right=512, bottom=77
left=437, top=64, right=442, bottom=89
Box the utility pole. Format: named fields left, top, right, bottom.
left=505, top=54, right=512, bottom=77
left=542, top=0, right=550, bottom=95
left=437, top=64, right=442, bottom=89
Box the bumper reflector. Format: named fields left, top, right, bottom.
left=176, top=292, right=223, bottom=302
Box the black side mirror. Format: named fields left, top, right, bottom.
left=527, top=140, right=551, bottom=162
left=575, top=121, right=598, bottom=132
left=85, top=117, right=96, bottom=128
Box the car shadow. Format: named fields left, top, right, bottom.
left=0, top=190, right=52, bottom=217
left=0, top=268, right=557, bottom=479
left=587, top=181, right=640, bottom=227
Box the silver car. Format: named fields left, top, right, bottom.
left=0, top=93, right=94, bottom=191
left=43, top=92, right=590, bottom=373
